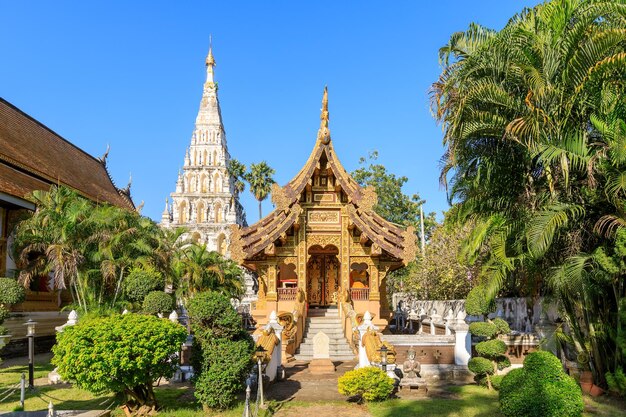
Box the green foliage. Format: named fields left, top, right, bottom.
left=0, top=278, right=25, bottom=339
left=476, top=339, right=507, bottom=358
left=51, top=313, right=186, bottom=409
left=492, top=318, right=511, bottom=335
left=193, top=338, right=254, bottom=409
left=187, top=291, right=247, bottom=341
left=123, top=267, right=164, bottom=303
left=499, top=351, right=583, bottom=417
left=352, top=151, right=436, bottom=237
left=606, top=368, right=626, bottom=397
left=338, top=366, right=395, bottom=402
left=433, top=0, right=626, bottom=382
left=469, top=322, right=497, bottom=339
left=490, top=374, right=504, bottom=391
left=465, top=286, right=495, bottom=316
left=142, top=291, right=174, bottom=316
left=468, top=357, right=494, bottom=377
left=188, top=291, right=253, bottom=410
left=0, top=278, right=25, bottom=306
left=244, top=161, right=275, bottom=220
left=401, top=218, right=478, bottom=299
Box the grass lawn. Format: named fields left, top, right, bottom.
left=2, top=361, right=625, bottom=417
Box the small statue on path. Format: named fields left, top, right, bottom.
left=403, top=346, right=421, bottom=378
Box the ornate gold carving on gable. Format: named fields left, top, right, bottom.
left=229, top=224, right=244, bottom=264
left=359, top=186, right=378, bottom=212
left=401, top=226, right=418, bottom=265
left=271, top=183, right=291, bottom=213
left=308, top=210, right=340, bottom=224
left=313, top=193, right=336, bottom=203
left=307, top=234, right=341, bottom=248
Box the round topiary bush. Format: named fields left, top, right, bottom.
left=465, top=285, right=496, bottom=316
left=0, top=278, right=25, bottom=306
left=493, top=318, right=511, bottom=334
left=469, top=321, right=498, bottom=339
left=499, top=351, right=584, bottom=417
left=187, top=291, right=247, bottom=341
left=142, top=291, right=174, bottom=316
left=123, top=267, right=164, bottom=303
left=468, top=357, right=494, bottom=378
left=51, top=313, right=186, bottom=411
left=338, top=366, right=395, bottom=402
left=476, top=339, right=507, bottom=358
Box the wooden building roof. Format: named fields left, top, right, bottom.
left=0, top=98, right=134, bottom=209
left=231, top=88, right=417, bottom=264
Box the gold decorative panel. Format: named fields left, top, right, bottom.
left=313, top=193, right=336, bottom=203
left=308, top=210, right=340, bottom=224
left=307, top=234, right=341, bottom=248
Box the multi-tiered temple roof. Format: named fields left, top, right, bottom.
left=230, top=88, right=417, bottom=265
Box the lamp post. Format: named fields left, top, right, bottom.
left=254, top=345, right=266, bottom=409
left=378, top=345, right=388, bottom=373
left=23, top=319, right=37, bottom=389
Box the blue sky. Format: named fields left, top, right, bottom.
left=1, top=1, right=540, bottom=223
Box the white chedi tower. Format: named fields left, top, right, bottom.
left=161, top=46, right=247, bottom=256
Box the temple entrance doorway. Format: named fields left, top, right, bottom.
left=306, top=245, right=340, bottom=307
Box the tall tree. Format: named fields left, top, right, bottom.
left=351, top=151, right=436, bottom=240
left=227, top=158, right=247, bottom=195
left=432, top=0, right=626, bottom=384
left=245, top=161, right=275, bottom=220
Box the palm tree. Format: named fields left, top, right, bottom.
left=245, top=161, right=275, bottom=220
left=432, top=0, right=626, bottom=383
left=227, top=158, right=247, bottom=195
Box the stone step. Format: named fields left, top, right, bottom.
left=301, top=337, right=351, bottom=344
left=304, top=324, right=344, bottom=331
left=296, top=347, right=354, bottom=352
left=306, top=317, right=342, bottom=322
left=293, top=354, right=356, bottom=361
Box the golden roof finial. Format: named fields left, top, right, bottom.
left=317, top=86, right=331, bottom=144
left=206, top=34, right=216, bottom=67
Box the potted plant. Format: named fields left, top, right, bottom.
left=576, top=352, right=593, bottom=394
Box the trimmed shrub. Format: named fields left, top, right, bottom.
left=338, top=367, right=395, bottom=402
left=0, top=278, right=26, bottom=306
left=187, top=291, right=247, bottom=341
left=52, top=313, right=186, bottom=410
left=493, top=318, right=511, bottom=334
left=0, top=278, right=25, bottom=339
left=188, top=291, right=254, bottom=410
left=142, top=291, right=174, bottom=316
left=465, top=285, right=495, bottom=316
left=499, top=351, right=583, bottom=417
left=468, top=357, right=494, bottom=378
left=194, top=338, right=254, bottom=409
left=469, top=321, right=497, bottom=339
left=491, top=374, right=504, bottom=390
left=123, top=267, right=164, bottom=303
left=476, top=339, right=507, bottom=358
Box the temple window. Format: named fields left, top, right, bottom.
left=178, top=201, right=188, bottom=223
left=214, top=173, right=222, bottom=192
left=196, top=203, right=205, bottom=223
left=213, top=150, right=218, bottom=165
left=217, top=233, right=227, bottom=255
left=200, top=174, right=207, bottom=192
left=278, top=262, right=298, bottom=288
left=215, top=202, right=222, bottom=222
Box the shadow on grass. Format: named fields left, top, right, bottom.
left=0, top=362, right=56, bottom=386
left=368, top=386, right=502, bottom=417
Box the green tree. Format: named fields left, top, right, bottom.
left=403, top=218, right=477, bottom=299
left=352, top=151, right=436, bottom=239
left=227, top=158, right=247, bottom=195
left=245, top=161, right=275, bottom=220
left=52, top=314, right=186, bottom=411
left=432, top=0, right=626, bottom=384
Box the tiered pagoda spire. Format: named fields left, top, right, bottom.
left=161, top=44, right=246, bottom=255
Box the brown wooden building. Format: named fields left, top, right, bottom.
left=230, top=88, right=417, bottom=330
left=0, top=98, right=134, bottom=309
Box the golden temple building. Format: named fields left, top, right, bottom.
left=231, top=88, right=417, bottom=331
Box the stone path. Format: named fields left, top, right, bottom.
left=273, top=404, right=372, bottom=417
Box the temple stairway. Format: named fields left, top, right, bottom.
left=294, top=307, right=356, bottom=361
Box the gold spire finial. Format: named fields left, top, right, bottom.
left=317, top=86, right=331, bottom=144
left=206, top=35, right=216, bottom=67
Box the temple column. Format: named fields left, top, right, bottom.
left=340, top=209, right=350, bottom=292
left=296, top=215, right=307, bottom=295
